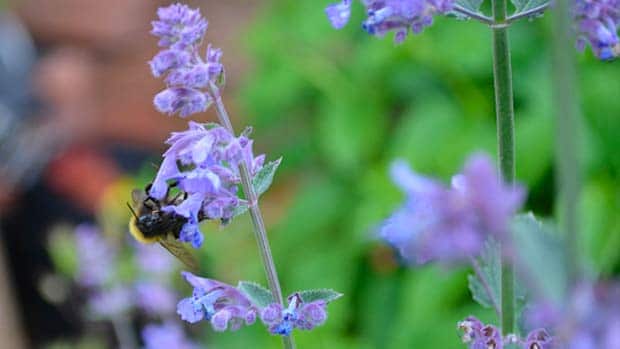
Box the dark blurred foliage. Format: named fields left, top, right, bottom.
left=184, top=1, right=620, bottom=348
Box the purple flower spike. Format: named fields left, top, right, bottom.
left=380, top=153, right=524, bottom=264
left=150, top=4, right=225, bottom=118
left=150, top=122, right=265, bottom=247
left=142, top=322, right=198, bottom=349
left=325, top=0, right=455, bottom=43
left=574, top=0, right=620, bottom=60
left=151, top=3, right=208, bottom=50
left=260, top=293, right=330, bottom=336
left=177, top=272, right=257, bottom=332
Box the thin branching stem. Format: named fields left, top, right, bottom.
left=209, top=82, right=296, bottom=349
left=507, top=3, right=551, bottom=23
left=453, top=5, right=495, bottom=24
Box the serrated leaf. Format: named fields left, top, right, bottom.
left=511, top=213, right=568, bottom=303
left=231, top=158, right=282, bottom=218
left=468, top=238, right=527, bottom=314
left=237, top=281, right=274, bottom=308
left=297, top=289, right=343, bottom=304
left=510, top=0, right=550, bottom=16
left=455, top=0, right=485, bottom=13
left=252, top=157, right=282, bottom=196
left=468, top=238, right=501, bottom=310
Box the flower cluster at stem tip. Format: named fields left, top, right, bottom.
left=177, top=272, right=330, bottom=336
left=325, top=0, right=455, bottom=43
left=574, top=0, right=620, bottom=60
left=380, top=153, right=525, bottom=265
left=149, top=3, right=265, bottom=248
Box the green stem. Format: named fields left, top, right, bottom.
left=491, top=0, right=516, bottom=335
left=208, top=82, right=296, bottom=349
left=552, top=0, right=580, bottom=286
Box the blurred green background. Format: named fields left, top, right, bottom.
left=193, top=1, right=620, bottom=348
left=1, top=0, right=619, bottom=348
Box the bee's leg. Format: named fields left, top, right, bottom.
left=144, top=183, right=153, bottom=193
left=144, top=197, right=161, bottom=210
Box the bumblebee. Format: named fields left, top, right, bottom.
left=128, top=183, right=198, bottom=271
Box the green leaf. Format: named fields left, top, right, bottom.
left=237, top=281, right=274, bottom=308
left=469, top=238, right=528, bottom=322
left=231, top=158, right=282, bottom=218
left=253, top=157, right=282, bottom=197
left=510, top=0, right=550, bottom=16
left=468, top=238, right=501, bottom=310
left=511, top=213, right=568, bottom=303
left=298, top=289, right=343, bottom=304
left=455, top=0, right=484, bottom=14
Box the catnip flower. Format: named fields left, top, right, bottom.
left=380, top=153, right=525, bottom=264
left=142, top=322, right=198, bottom=349
left=325, top=0, right=455, bottom=43
left=458, top=316, right=504, bottom=349
left=150, top=3, right=224, bottom=117
left=150, top=121, right=265, bottom=248
left=260, top=293, right=329, bottom=336
left=177, top=271, right=258, bottom=331
left=574, top=0, right=620, bottom=60
left=526, top=281, right=620, bottom=349
left=458, top=316, right=552, bottom=349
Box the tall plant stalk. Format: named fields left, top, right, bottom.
left=552, top=0, right=580, bottom=286
left=491, top=0, right=516, bottom=335
left=208, top=82, right=296, bottom=349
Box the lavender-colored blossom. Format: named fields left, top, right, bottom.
left=325, top=0, right=455, bottom=43
left=260, top=294, right=328, bottom=336
left=75, top=224, right=115, bottom=288
left=574, top=0, right=620, bottom=60
left=150, top=122, right=264, bottom=247
left=526, top=281, right=620, bottom=349
left=142, top=322, right=198, bottom=349
left=523, top=329, right=553, bottom=349
left=150, top=4, right=224, bottom=118
left=458, top=316, right=504, bottom=349
left=154, top=87, right=211, bottom=118
left=151, top=3, right=208, bottom=50
left=177, top=272, right=257, bottom=331
left=326, top=0, right=353, bottom=29
left=380, top=153, right=524, bottom=264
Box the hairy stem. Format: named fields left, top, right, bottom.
left=470, top=257, right=501, bottom=318
left=491, top=0, right=516, bottom=335
left=209, top=82, right=296, bottom=349
left=552, top=0, right=580, bottom=286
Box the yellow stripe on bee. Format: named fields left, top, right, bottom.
left=129, top=216, right=160, bottom=244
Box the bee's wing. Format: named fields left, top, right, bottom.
left=131, top=188, right=146, bottom=205
left=159, top=234, right=199, bottom=272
